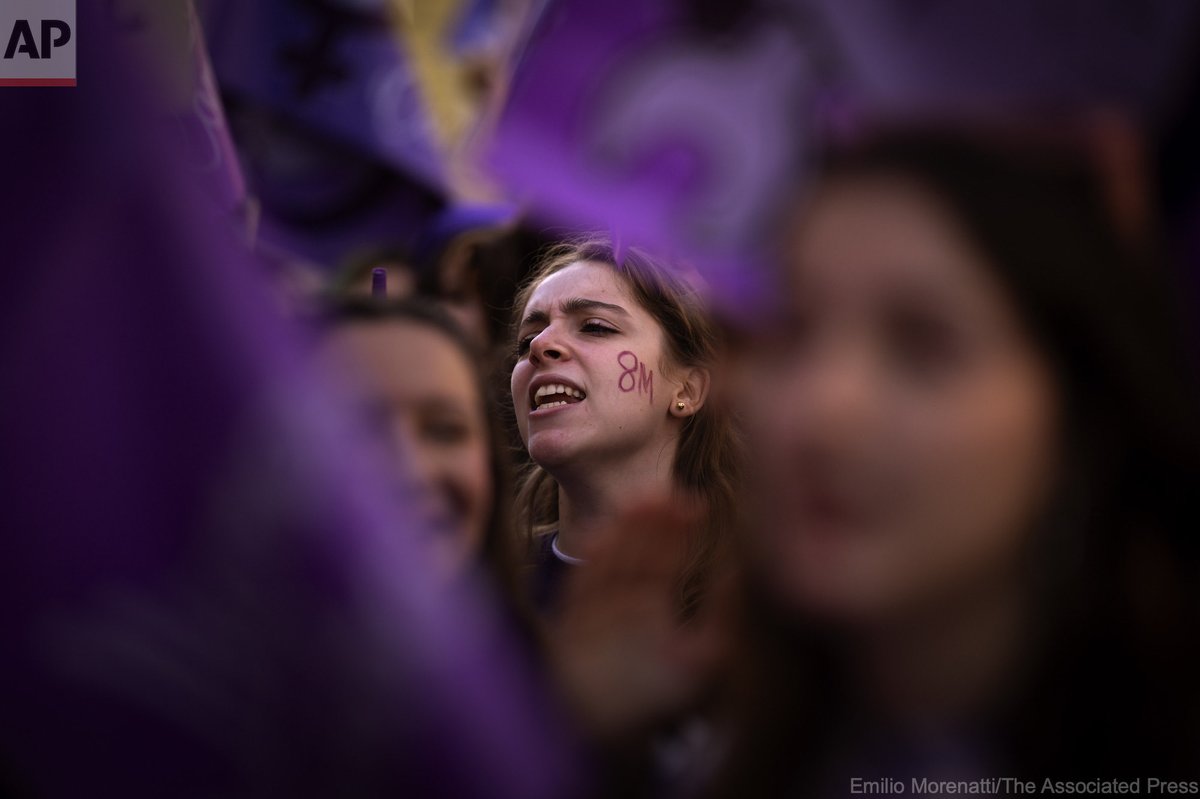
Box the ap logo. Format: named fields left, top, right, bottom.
left=2, top=0, right=75, bottom=86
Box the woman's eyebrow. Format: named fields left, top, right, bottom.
left=520, top=298, right=629, bottom=329
left=520, top=308, right=550, bottom=328
left=560, top=297, right=630, bottom=318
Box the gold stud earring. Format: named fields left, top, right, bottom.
left=675, top=401, right=686, bottom=411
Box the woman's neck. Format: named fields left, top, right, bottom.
left=850, top=574, right=1029, bottom=733
left=552, top=444, right=678, bottom=560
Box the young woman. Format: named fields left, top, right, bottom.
left=316, top=297, right=523, bottom=599
left=716, top=126, right=1200, bottom=794
left=508, top=238, right=740, bottom=618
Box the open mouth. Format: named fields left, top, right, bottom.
left=532, top=382, right=587, bottom=411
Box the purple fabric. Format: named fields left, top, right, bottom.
left=181, top=0, right=247, bottom=213
left=199, top=0, right=449, bottom=270
left=487, top=0, right=1199, bottom=312
left=201, top=0, right=445, bottom=190
left=808, top=0, right=1200, bottom=125
left=0, top=7, right=579, bottom=797
left=488, top=0, right=807, bottom=309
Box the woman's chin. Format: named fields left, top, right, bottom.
left=764, top=551, right=902, bottom=626
left=527, top=431, right=583, bottom=469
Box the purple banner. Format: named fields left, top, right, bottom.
left=0, top=8, right=579, bottom=796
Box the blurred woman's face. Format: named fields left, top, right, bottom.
left=318, top=321, right=493, bottom=573
left=742, top=175, right=1060, bottom=623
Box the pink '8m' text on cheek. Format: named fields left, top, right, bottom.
left=617, top=350, right=654, bottom=404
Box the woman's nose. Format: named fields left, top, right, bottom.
left=797, top=347, right=879, bottom=438
left=385, top=419, right=432, bottom=483
left=530, top=327, right=568, bottom=362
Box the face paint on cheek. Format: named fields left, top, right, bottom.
left=617, top=350, right=654, bottom=405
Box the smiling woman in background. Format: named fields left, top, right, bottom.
left=315, top=298, right=522, bottom=600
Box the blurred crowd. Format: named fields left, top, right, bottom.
left=3, top=2, right=1200, bottom=797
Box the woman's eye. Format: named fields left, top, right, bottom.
left=516, top=334, right=535, bottom=355
left=422, top=419, right=470, bottom=444
left=581, top=321, right=616, bottom=336
left=887, top=310, right=967, bottom=379
left=757, top=309, right=816, bottom=360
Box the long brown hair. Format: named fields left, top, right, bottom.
left=509, top=236, right=741, bottom=614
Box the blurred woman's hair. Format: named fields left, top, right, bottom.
left=320, top=297, right=526, bottom=610
left=509, top=237, right=742, bottom=616
left=719, top=126, right=1200, bottom=793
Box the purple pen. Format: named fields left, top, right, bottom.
left=371, top=267, right=387, bottom=298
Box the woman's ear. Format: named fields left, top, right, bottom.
left=671, top=367, right=710, bottom=418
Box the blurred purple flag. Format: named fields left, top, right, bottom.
left=488, top=0, right=812, bottom=307
left=809, top=0, right=1200, bottom=125
left=198, top=0, right=451, bottom=270
left=0, top=7, right=579, bottom=797
left=487, top=0, right=1200, bottom=310
left=202, top=0, right=444, bottom=189
left=168, top=0, right=248, bottom=214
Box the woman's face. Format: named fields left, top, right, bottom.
left=318, top=320, right=493, bottom=573
left=511, top=261, right=680, bottom=474
left=741, top=175, right=1060, bottom=623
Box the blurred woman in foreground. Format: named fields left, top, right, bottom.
left=717, top=127, right=1200, bottom=795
